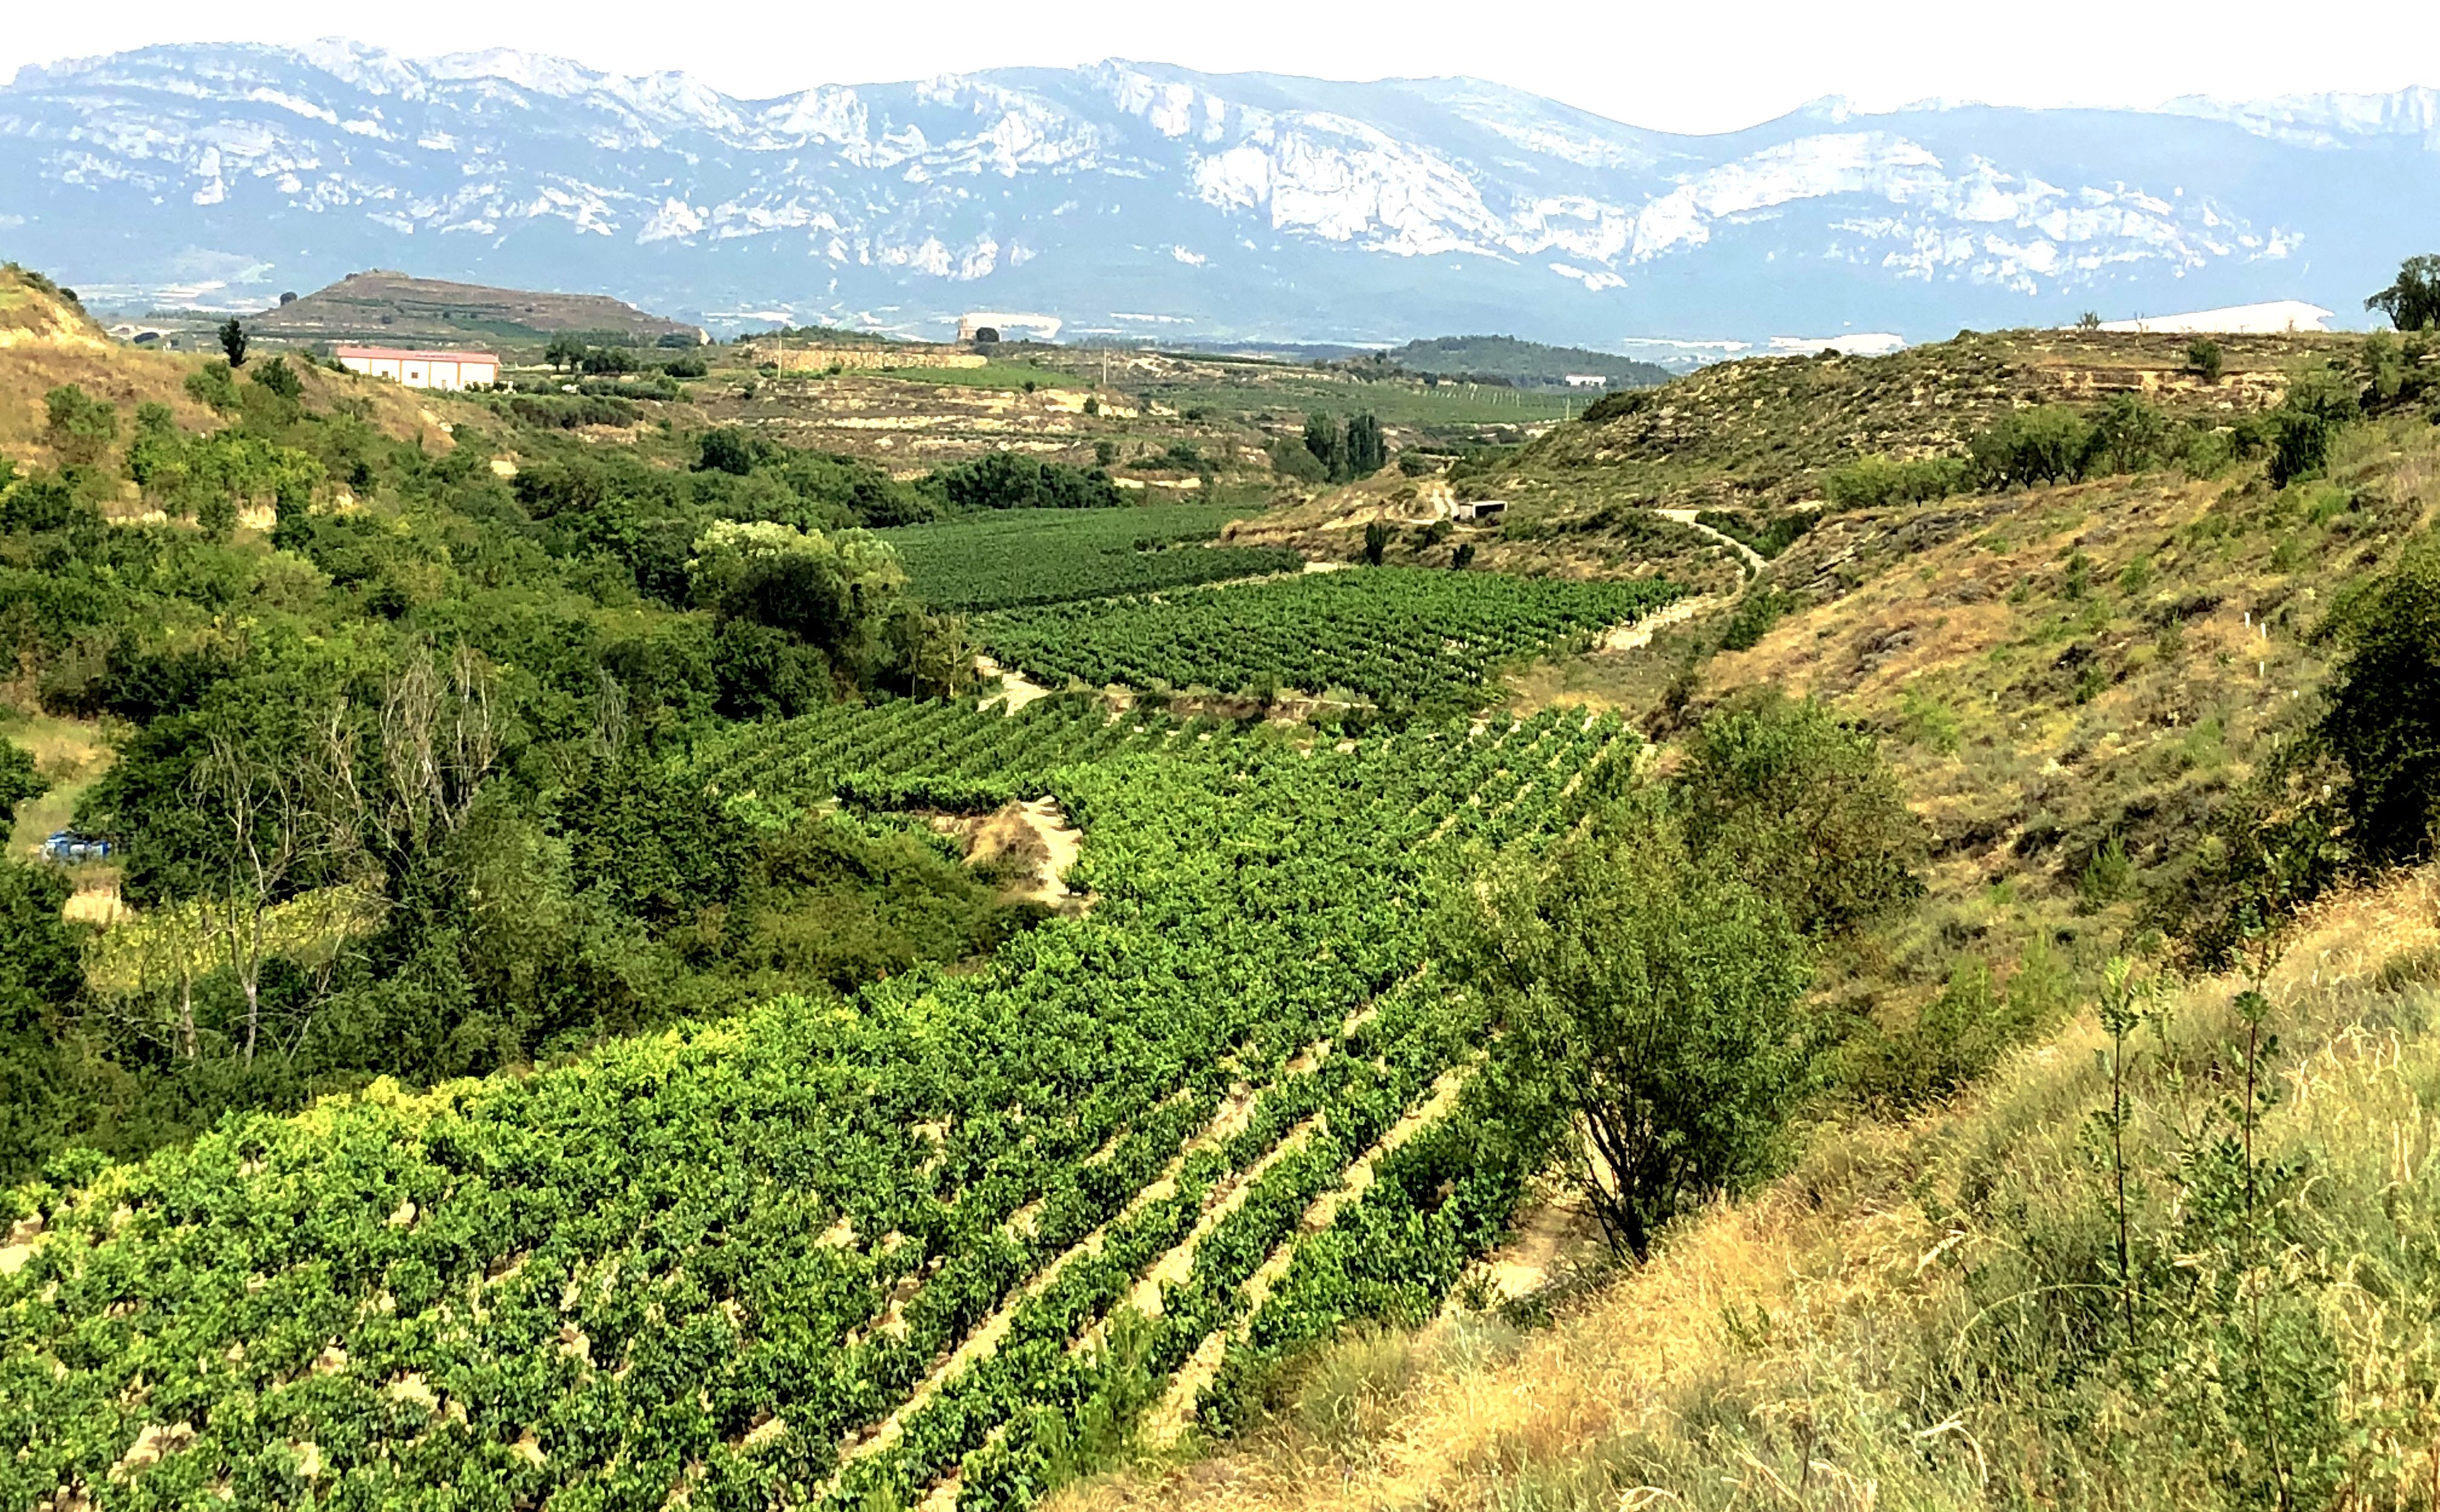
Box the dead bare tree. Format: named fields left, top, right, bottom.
left=192, top=725, right=313, bottom=1063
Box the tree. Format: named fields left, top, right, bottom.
left=1344, top=413, right=1388, bottom=477
left=2186, top=338, right=2225, bottom=385
left=972, top=326, right=1001, bottom=345
left=2321, top=537, right=2440, bottom=862
left=251, top=355, right=303, bottom=400
left=545, top=334, right=582, bottom=372
left=2077, top=310, right=2102, bottom=330
left=1970, top=404, right=2094, bottom=489
left=43, top=384, right=119, bottom=465
left=219, top=317, right=248, bottom=368
left=697, top=426, right=756, bottom=476
left=0, top=739, right=46, bottom=827
left=1302, top=412, right=1345, bottom=480
left=1674, top=692, right=1926, bottom=939
left=1362, top=520, right=1391, bottom=566
left=1445, top=800, right=1813, bottom=1258
left=2366, top=254, right=2440, bottom=333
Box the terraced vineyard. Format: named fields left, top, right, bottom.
left=879, top=506, right=1302, bottom=612
left=4, top=699, right=1635, bottom=1511
left=975, top=568, right=1681, bottom=706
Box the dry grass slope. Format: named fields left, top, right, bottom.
left=1058, top=866, right=2440, bottom=1512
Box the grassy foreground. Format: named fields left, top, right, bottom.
left=1058, top=866, right=2440, bottom=1512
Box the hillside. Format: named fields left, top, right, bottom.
left=1033, top=333, right=2440, bottom=1512
left=242, top=271, right=704, bottom=347
left=1061, top=866, right=2440, bottom=1512
left=1, top=265, right=468, bottom=469
left=1376, top=336, right=1670, bottom=390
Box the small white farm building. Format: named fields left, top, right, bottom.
left=336, top=346, right=500, bottom=391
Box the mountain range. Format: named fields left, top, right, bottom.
left=3, top=41, right=2436, bottom=350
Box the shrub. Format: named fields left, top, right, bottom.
left=661, top=355, right=709, bottom=379
left=185, top=361, right=242, bottom=413
left=1970, top=405, right=2094, bottom=489
left=1673, top=692, right=1927, bottom=939
left=249, top=356, right=303, bottom=401
left=1266, top=436, right=1328, bottom=484
left=1719, top=585, right=1790, bottom=650
left=2186, top=338, right=2225, bottom=384
left=1362, top=521, right=1391, bottom=566
left=2321, top=535, right=2440, bottom=862
left=1823, top=454, right=1967, bottom=509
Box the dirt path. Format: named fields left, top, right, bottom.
left=1656, top=508, right=1765, bottom=574
left=958, top=797, right=1089, bottom=913
left=1595, top=594, right=1708, bottom=654
left=978, top=655, right=1054, bottom=716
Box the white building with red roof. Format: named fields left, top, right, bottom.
left=335, top=346, right=500, bottom=391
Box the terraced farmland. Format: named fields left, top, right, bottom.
left=3, top=699, right=1636, bottom=1511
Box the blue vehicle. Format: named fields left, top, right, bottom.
left=41, top=830, right=114, bottom=865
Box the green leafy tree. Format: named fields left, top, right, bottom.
left=250, top=355, right=303, bottom=400
left=1445, top=799, right=1813, bottom=1257
left=0, top=739, right=46, bottom=827
left=1674, top=691, right=1926, bottom=938
left=1267, top=435, right=1328, bottom=484
left=1362, top=520, right=1391, bottom=566
left=1302, top=411, right=1345, bottom=480
left=2186, top=338, right=2225, bottom=384
left=2322, top=536, right=2440, bottom=861
left=2366, top=254, right=2440, bottom=332
left=697, top=426, right=756, bottom=476
left=218, top=316, right=248, bottom=368
left=1970, top=405, right=2094, bottom=489
left=43, top=384, right=119, bottom=465
left=1344, top=413, right=1388, bottom=477
left=185, top=360, right=242, bottom=413
left=2089, top=394, right=2172, bottom=475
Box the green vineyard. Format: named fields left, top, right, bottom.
left=878, top=507, right=1303, bottom=612
left=974, top=568, right=1681, bottom=706
left=2, top=699, right=1638, bottom=1511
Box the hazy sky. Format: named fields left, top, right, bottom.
left=4, top=0, right=2435, bottom=134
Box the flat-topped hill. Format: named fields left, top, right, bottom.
left=244, top=272, right=703, bottom=347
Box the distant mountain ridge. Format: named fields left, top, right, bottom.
left=1, top=42, right=2435, bottom=349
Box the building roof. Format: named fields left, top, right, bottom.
left=335, top=345, right=502, bottom=363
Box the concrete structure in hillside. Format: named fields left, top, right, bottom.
left=335, top=346, right=500, bottom=390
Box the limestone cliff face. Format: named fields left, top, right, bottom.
left=3, top=44, right=2434, bottom=346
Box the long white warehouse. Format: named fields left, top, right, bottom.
left=335, top=345, right=500, bottom=390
